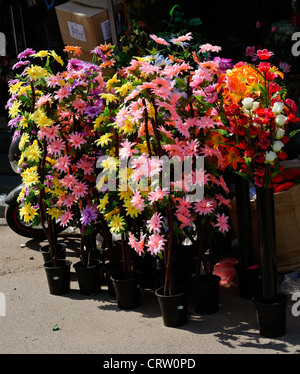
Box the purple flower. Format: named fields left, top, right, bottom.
left=84, top=104, right=103, bottom=119
left=80, top=204, right=98, bottom=226
left=17, top=48, right=36, bottom=59
left=7, top=116, right=21, bottom=129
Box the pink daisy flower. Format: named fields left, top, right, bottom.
left=47, top=73, right=62, bottom=88
left=47, top=139, right=65, bottom=156
left=68, top=132, right=86, bottom=149
left=131, top=190, right=146, bottom=212
left=119, top=139, right=138, bottom=159
left=146, top=233, right=166, bottom=256
left=71, top=181, right=88, bottom=198
left=61, top=174, right=79, bottom=189
left=150, top=34, right=170, bottom=46
left=199, top=43, right=222, bottom=53
left=54, top=155, right=71, bottom=173
left=147, top=212, right=163, bottom=234
left=59, top=210, right=74, bottom=227
left=54, top=86, right=70, bottom=102
left=72, top=99, right=86, bottom=115
left=215, top=213, right=230, bottom=233
left=215, top=193, right=231, bottom=208
left=148, top=188, right=168, bottom=205
left=38, top=124, right=60, bottom=141
left=194, top=198, right=215, bottom=215
left=36, top=94, right=52, bottom=108
left=63, top=194, right=77, bottom=208
left=176, top=212, right=194, bottom=229
left=77, top=155, right=95, bottom=175
left=128, top=232, right=146, bottom=256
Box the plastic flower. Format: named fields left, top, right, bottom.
left=215, top=213, right=230, bottom=233
left=71, top=181, right=88, bottom=198
left=80, top=204, right=98, bottom=226
left=150, top=34, right=170, bottom=46
left=146, top=233, right=166, bottom=255
left=108, top=214, right=126, bottom=234
left=47, top=207, right=63, bottom=219
left=21, top=167, right=40, bottom=186
left=68, top=132, right=86, bottom=149
left=19, top=202, right=38, bottom=222
left=256, top=49, right=274, bottom=60
left=24, top=140, right=42, bottom=163
left=128, top=232, right=146, bottom=256
left=60, top=210, right=74, bottom=227
left=147, top=212, right=163, bottom=234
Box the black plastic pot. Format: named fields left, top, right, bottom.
left=40, top=242, right=66, bottom=263
left=191, top=274, right=221, bottom=314
left=104, top=261, right=123, bottom=296
left=74, top=260, right=101, bottom=295
left=155, top=286, right=188, bottom=327
left=253, top=293, right=287, bottom=338
left=111, top=272, right=141, bottom=309
left=234, top=263, right=261, bottom=299
left=43, top=259, right=71, bottom=295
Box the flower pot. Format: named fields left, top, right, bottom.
left=256, top=187, right=278, bottom=300
left=111, top=271, right=141, bottom=309
left=155, top=286, right=188, bottom=327
left=234, top=263, right=261, bottom=299
left=191, top=274, right=221, bottom=314
left=40, top=242, right=66, bottom=263
left=253, top=293, right=287, bottom=338
left=74, top=260, right=101, bottom=295
left=43, top=259, right=72, bottom=295
left=104, top=261, right=123, bottom=296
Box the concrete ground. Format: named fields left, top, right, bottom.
left=0, top=218, right=300, bottom=357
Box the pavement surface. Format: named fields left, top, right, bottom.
left=0, top=218, right=300, bottom=358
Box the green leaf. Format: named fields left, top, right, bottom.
left=288, top=128, right=300, bottom=138
left=170, top=4, right=180, bottom=17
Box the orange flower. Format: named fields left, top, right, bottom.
left=221, top=63, right=263, bottom=104
left=100, top=60, right=115, bottom=69
left=207, top=131, right=227, bottom=147
left=63, top=45, right=82, bottom=56
left=98, top=43, right=114, bottom=56
left=223, top=146, right=243, bottom=170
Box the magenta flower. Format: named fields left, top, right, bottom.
left=17, top=48, right=36, bottom=59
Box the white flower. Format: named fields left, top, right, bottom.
left=272, top=102, right=284, bottom=114
left=265, top=150, right=277, bottom=163
left=275, top=114, right=287, bottom=127
left=275, top=127, right=285, bottom=139
left=272, top=140, right=284, bottom=152
left=242, top=97, right=254, bottom=110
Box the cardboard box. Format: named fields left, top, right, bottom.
left=55, top=1, right=122, bottom=57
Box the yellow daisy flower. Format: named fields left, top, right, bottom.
left=108, top=213, right=126, bottom=234
left=47, top=207, right=63, bottom=219
left=19, top=202, right=38, bottom=223
left=24, top=140, right=42, bottom=163
left=95, top=133, right=113, bottom=147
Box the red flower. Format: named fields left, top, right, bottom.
left=274, top=182, right=294, bottom=193
left=257, top=49, right=274, bottom=60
